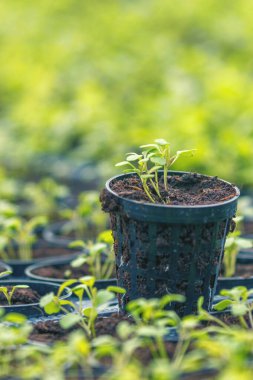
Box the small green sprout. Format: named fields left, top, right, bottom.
left=116, top=139, right=196, bottom=203
left=69, top=230, right=115, bottom=280
left=40, top=276, right=125, bottom=338
left=0, top=285, right=29, bottom=305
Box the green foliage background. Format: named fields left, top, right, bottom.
left=0, top=0, right=253, bottom=185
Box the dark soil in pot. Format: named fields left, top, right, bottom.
left=0, top=287, right=40, bottom=305
left=31, top=263, right=115, bottom=282
left=0, top=280, right=71, bottom=317
left=107, top=173, right=237, bottom=205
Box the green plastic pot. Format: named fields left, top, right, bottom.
left=101, top=171, right=240, bottom=316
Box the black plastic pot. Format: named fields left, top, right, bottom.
left=0, top=280, right=72, bottom=317
left=102, top=171, right=240, bottom=316
left=3, top=240, right=80, bottom=277
left=25, top=256, right=117, bottom=290
left=0, top=262, right=12, bottom=278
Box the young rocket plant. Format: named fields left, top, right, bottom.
left=40, top=276, right=125, bottom=338
left=116, top=139, right=196, bottom=203
left=0, top=283, right=29, bottom=306
left=69, top=230, right=115, bottom=280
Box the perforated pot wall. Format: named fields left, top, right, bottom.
left=101, top=171, right=240, bottom=316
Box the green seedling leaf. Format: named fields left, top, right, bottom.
left=57, top=279, right=77, bottom=297
left=231, top=303, right=248, bottom=316
left=150, top=157, right=166, bottom=165
left=60, top=313, right=82, bottom=329
left=15, top=285, right=29, bottom=289
left=83, top=306, right=98, bottom=320
left=126, top=154, right=142, bottom=161
left=69, top=240, right=86, bottom=249
left=79, top=276, right=96, bottom=287
left=154, top=139, right=169, bottom=145
left=98, top=230, right=114, bottom=244
left=160, top=294, right=185, bottom=308
left=40, top=292, right=61, bottom=314
left=3, top=313, right=27, bottom=324
left=71, top=256, right=87, bottom=268
left=107, top=286, right=126, bottom=294
left=213, top=299, right=233, bottom=311
left=137, top=326, right=167, bottom=337
left=140, top=144, right=159, bottom=148
left=0, top=270, right=12, bottom=278
left=115, top=161, right=130, bottom=167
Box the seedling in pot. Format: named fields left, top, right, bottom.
left=116, top=139, right=196, bottom=203
left=69, top=230, right=115, bottom=280
left=223, top=217, right=253, bottom=277
left=0, top=284, right=29, bottom=305
left=39, top=276, right=125, bottom=338
left=214, top=286, right=253, bottom=329
left=0, top=215, right=47, bottom=261
left=60, top=191, right=107, bottom=239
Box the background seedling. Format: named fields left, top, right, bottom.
left=69, top=230, right=115, bottom=280
left=0, top=284, right=29, bottom=305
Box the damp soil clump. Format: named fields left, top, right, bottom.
left=102, top=173, right=237, bottom=207
left=0, top=287, right=40, bottom=305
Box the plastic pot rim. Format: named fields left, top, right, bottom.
left=0, top=261, right=12, bottom=276
left=106, top=170, right=240, bottom=210
left=25, top=257, right=116, bottom=285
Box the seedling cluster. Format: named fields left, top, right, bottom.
left=116, top=139, right=196, bottom=203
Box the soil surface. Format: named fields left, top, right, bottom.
left=0, top=287, right=41, bottom=305
left=102, top=173, right=237, bottom=206
left=32, top=263, right=115, bottom=281
left=32, top=246, right=76, bottom=260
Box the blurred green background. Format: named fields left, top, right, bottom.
left=0, top=0, right=253, bottom=187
